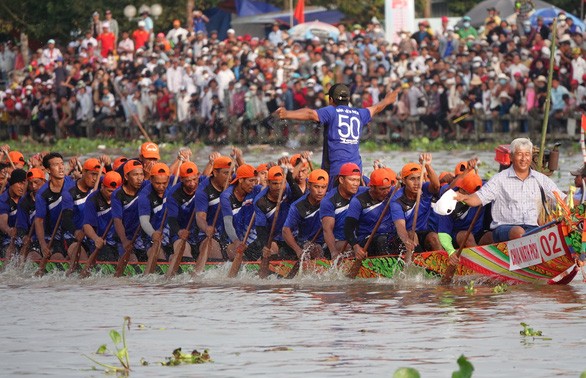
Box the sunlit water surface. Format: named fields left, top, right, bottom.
left=1, top=262, right=585, bottom=377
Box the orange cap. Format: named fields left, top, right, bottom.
left=339, top=162, right=361, bottom=176
left=459, top=173, right=482, bottom=194
left=103, top=171, right=122, bottom=189
left=112, top=156, right=128, bottom=171
left=290, top=154, right=308, bottom=168
left=213, top=156, right=232, bottom=169
left=401, top=162, right=422, bottom=179
left=123, top=160, right=143, bottom=176
left=140, top=142, right=160, bottom=159
left=268, top=166, right=284, bottom=181
left=370, top=168, right=395, bottom=186
left=151, top=162, right=170, bottom=177
left=231, top=164, right=257, bottom=184
left=180, top=161, right=199, bottom=178
left=7, top=151, right=25, bottom=165
left=438, top=171, right=451, bottom=182
left=83, top=158, right=103, bottom=172
left=308, top=169, right=329, bottom=184
left=256, top=163, right=268, bottom=172
left=454, top=161, right=468, bottom=176
left=26, top=168, right=45, bottom=181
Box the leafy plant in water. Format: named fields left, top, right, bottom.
left=519, top=322, right=543, bottom=337
left=393, top=367, right=421, bottom=378
left=464, top=280, right=477, bottom=294
left=84, top=316, right=132, bottom=375
left=493, top=283, right=508, bottom=294
left=161, top=347, right=212, bottom=366
left=452, top=355, right=474, bottom=378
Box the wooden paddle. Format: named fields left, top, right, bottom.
left=404, top=161, right=428, bottom=264
left=19, top=221, right=36, bottom=267
left=258, top=168, right=288, bottom=279
left=227, top=213, right=256, bottom=278
left=164, top=208, right=197, bottom=278
left=3, top=148, right=16, bottom=170
left=346, top=180, right=402, bottom=279
left=144, top=161, right=182, bottom=275
left=79, top=218, right=114, bottom=278
left=284, top=226, right=323, bottom=280
left=65, top=230, right=85, bottom=277
left=193, top=161, right=236, bottom=276
left=440, top=205, right=483, bottom=285
left=35, top=210, right=64, bottom=277
left=114, top=226, right=142, bottom=278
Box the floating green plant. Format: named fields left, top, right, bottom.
left=84, top=316, right=131, bottom=375
left=161, top=347, right=212, bottom=366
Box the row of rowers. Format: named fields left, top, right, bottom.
left=0, top=143, right=490, bottom=264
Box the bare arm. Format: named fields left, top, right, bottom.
left=367, top=88, right=399, bottom=117
left=453, top=192, right=483, bottom=207
left=322, top=217, right=338, bottom=258
left=275, top=107, right=319, bottom=122
left=282, top=226, right=302, bottom=258
left=113, top=218, right=129, bottom=246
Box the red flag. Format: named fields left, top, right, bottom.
left=582, top=113, right=586, bottom=133
left=294, top=0, right=305, bottom=24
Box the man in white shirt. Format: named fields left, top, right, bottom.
left=166, top=59, right=183, bottom=94
left=215, top=62, right=235, bottom=102
left=81, top=31, right=98, bottom=51
left=166, top=20, right=189, bottom=46
left=117, top=31, right=134, bottom=61
left=41, top=39, right=63, bottom=67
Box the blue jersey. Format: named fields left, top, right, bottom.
left=346, top=189, right=394, bottom=245
left=253, top=184, right=293, bottom=242
left=195, top=176, right=224, bottom=238
left=62, top=181, right=92, bottom=231
left=137, top=183, right=167, bottom=232
left=390, top=182, right=435, bottom=232
left=0, top=190, right=18, bottom=245
left=437, top=205, right=485, bottom=239
left=35, top=178, right=75, bottom=241
left=111, top=186, right=141, bottom=241
left=284, top=193, right=323, bottom=244
left=83, top=190, right=116, bottom=245
left=16, top=193, right=35, bottom=235
left=320, top=186, right=368, bottom=240
left=165, top=182, right=198, bottom=243
left=220, top=184, right=260, bottom=243
left=316, top=105, right=371, bottom=178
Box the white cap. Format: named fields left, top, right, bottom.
left=498, top=73, right=508, bottom=80
left=413, top=76, right=421, bottom=83
left=138, top=20, right=146, bottom=27
left=102, top=22, right=110, bottom=29
left=227, top=28, right=235, bottom=34
left=48, top=39, right=55, bottom=44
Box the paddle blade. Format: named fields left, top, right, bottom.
left=227, top=249, right=245, bottom=278
left=258, top=255, right=271, bottom=279
left=193, top=237, right=211, bottom=275
left=346, top=258, right=364, bottom=279
left=285, top=260, right=301, bottom=279
left=145, top=241, right=163, bottom=275
left=441, top=264, right=457, bottom=285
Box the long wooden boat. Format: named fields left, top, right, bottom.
left=0, top=222, right=577, bottom=284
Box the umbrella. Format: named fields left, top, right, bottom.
left=288, top=21, right=340, bottom=42
left=464, top=0, right=555, bottom=27
left=529, top=7, right=586, bottom=31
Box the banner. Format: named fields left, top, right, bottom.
left=384, top=0, right=415, bottom=43
left=294, top=0, right=305, bottom=24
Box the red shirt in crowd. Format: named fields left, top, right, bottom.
left=132, top=29, right=150, bottom=50
left=98, top=32, right=116, bottom=57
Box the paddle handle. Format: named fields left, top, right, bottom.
left=19, top=220, right=36, bottom=267
left=441, top=205, right=483, bottom=285
left=36, top=210, right=64, bottom=276
left=93, top=162, right=105, bottom=192
left=114, top=224, right=142, bottom=277
left=65, top=230, right=86, bottom=276
left=259, top=170, right=288, bottom=279
left=80, top=218, right=114, bottom=278
left=165, top=207, right=197, bottom=278
left=405, top=162, right=428, bottom=264
left=227, top=213, right=256, bottom=278
left=145, top=209, right=168, bottom=275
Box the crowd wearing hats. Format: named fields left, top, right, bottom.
left=1, top=8, right=586, bottom=143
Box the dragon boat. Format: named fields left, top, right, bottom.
left=0, top=220, right=578, bottom=284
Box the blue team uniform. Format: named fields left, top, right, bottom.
left=220, top=184, right=261, bottom=244
left=320, top=186, right=368, bottom=241
left=346, top=189, right=395, bottom=246
left=194, top=176, right=225, bottom=240
left=284, top=193, right=323, bottom=244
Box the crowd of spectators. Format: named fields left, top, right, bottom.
left=0, top=7, right=585, bottom=144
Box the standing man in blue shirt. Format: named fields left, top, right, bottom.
left=275, top=83, right=398, bottom=182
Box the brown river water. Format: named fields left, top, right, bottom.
left=1, top=147, right=585, bottom=377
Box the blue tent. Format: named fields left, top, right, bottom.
left=529, top=7, right=585, bottom=32
left=237, top=0, right=281, bottom=16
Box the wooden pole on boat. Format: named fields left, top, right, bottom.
left=259, top=168, right=288, bottom=279
left=35, top=210, right=64, bottom=277
left=3, top=148, right=16, bottom=170
left=227, top=213, right=256, bottom=278
left=440, top=205, right=483, bottom=284
left=19, top=221, right=36, bottom=267
left=404, top=160, right=428, bottom=264
left=165, top=208, right=197, bottom=278
left=79, top=219, right=114, bottom=278
left=193, top=159, right=236, bottom=276
left=144, top=161, right=182, bottom=275
left=347, top=182, right=402, bottom=279
left=537, top=18, right=557, bottom=171
left=114, top=225, right=142, bottom=278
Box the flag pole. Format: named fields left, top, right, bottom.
left=290, top=0, right=293, bottom=26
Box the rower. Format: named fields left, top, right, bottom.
left=83, top=171, right=122, bottom=261
left=390, top=155, right=442, bottom=253
left=34, top=152, right=76, bottom=260
left=138, top=162, right=171, bottom=261
left=166, top=161, right=200, bottom=263
left=112, top=160, right=145, bottom=262
left=138, top=142, right=160, bottom=180
left=256, top=163, right=268, bottom=188
left=455, top=137, right=566, bottom=242
left=438, top=173, right=492, bottom=265
left=0, top=169, right=27, bottom=258
left=15, top=168, right=46, bottom=260
left=195, top=155, right=232, bottom=261
left=62, top=158, right=104, bottom=262
left=220, top=164, right=261, bottom=260
left=249, top=166, right=303, bottom=260
left=282, top=169, right=329, bottom=259
left=320, top=162, right=365, bottom=260
left=570, top=164, right=586, bottom=203
left=289, top=153, right=310, bottom=194
left=345, top=168, right=396, bottom=259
